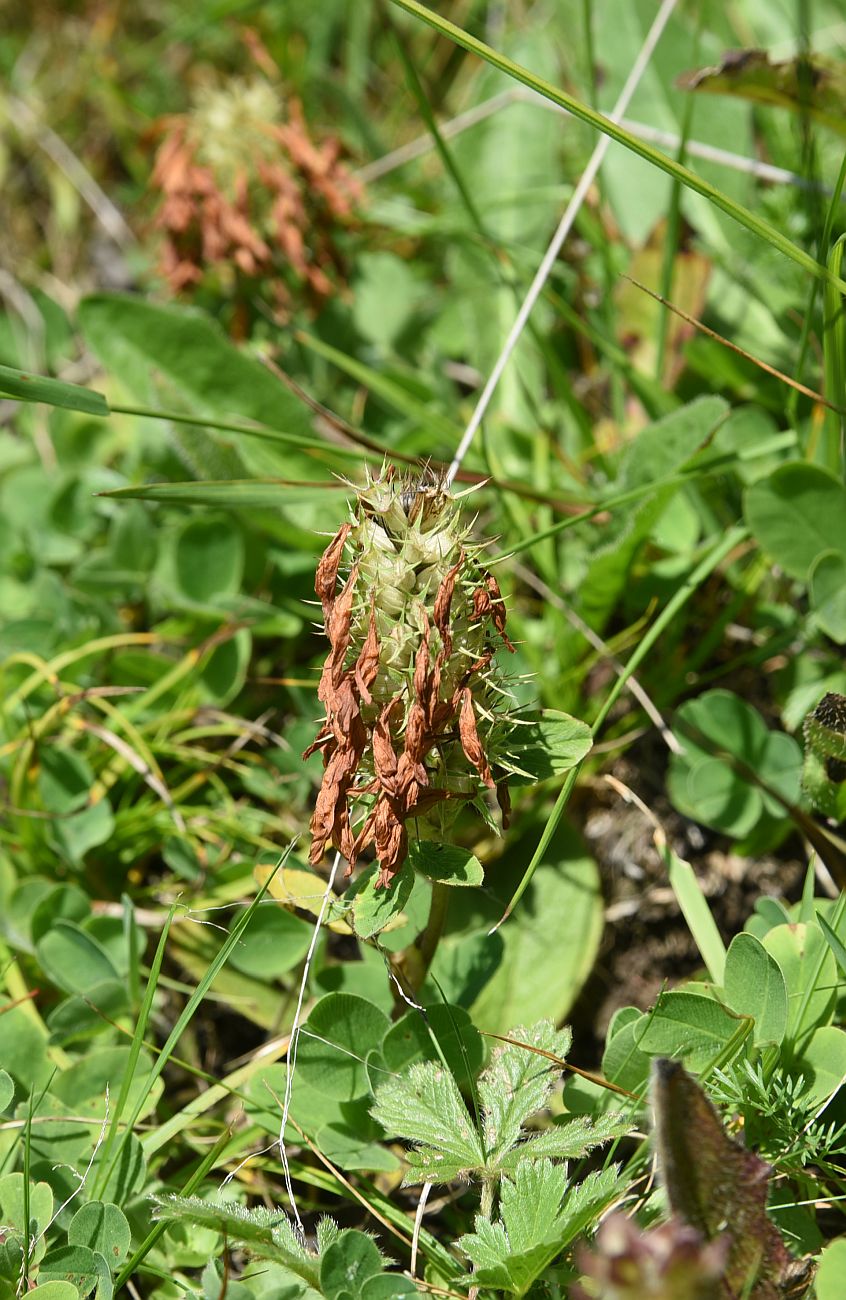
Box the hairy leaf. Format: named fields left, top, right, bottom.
left=459, top=1162, right=620, bottom=1295
left=478, top=1020, right=572, bottom=1163
left=371, top=1060, right=484, bottom=1184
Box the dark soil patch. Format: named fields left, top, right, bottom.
left=567, top=746, right=807, bottom=1069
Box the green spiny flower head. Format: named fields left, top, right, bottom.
left=307, top=466, right=517, bottom=886
left=350, top=469, right=496, bottom=699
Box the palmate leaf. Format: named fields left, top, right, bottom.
left=372, top=1019, right=629, bottom=1187
left=458, top=1161, right=620, bottom=1296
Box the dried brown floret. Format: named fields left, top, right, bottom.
left=150, top=75, right=363, bottom=319
left=458, top=688, right=495, bottom=789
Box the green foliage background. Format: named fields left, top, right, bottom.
left=1, top=0, right=846, bottom=1295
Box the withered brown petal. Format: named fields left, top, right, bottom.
left=327, top=562, right=359, bottom=647
left=403, top=701, right=429, bottom=763
left=433, top=552, right=464, bottom=657
left=458, top=687, right=495, bottom=789
left=471, top=587, right=492, bottom=622
left=373, top=795, right=408, bottom=888
left=331, top=676, right=364, bottom=740
left=332, top=803, right=357, bottom=865
left=484, top=570, right=515, bottom=651
left=302, top=725, right=332, bottom=761
left=372, top=697, right=401, bottom=789
left=395, top=752, right=428, bottom=814
left=315, top=520, right=351, bottom=619
left=354, top=604, right=380, bottom=704
left=412, top=615, right=431, bottom=704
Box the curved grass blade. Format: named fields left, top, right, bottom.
left=100, top=480, right=348, bottom=507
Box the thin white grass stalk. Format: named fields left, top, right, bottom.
left=278, top=849, right=343, bottom=1233
left=33, top=1089, right=110, bottom=1252
left=357, top=87, right=518, bottom=180
left=411, top=1182, right=433, bottom=1278
left=445, top=0, right=680, bottom=485
left=619, top=119, right=827, bottom=191
left=8, top=95, right=136, bottom=248
left=513, top=563, right=682, bottom=754
left=359, top=83, right=829, bottom=194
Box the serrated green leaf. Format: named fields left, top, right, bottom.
left=152, top=1196, right=321, bottom=1287
left=478, top=1020, right=571, bottom=1163
left=371, top=1060, right=484, bottom=1184
left=459, top=1161, right=620, bottom=1295
left=497, top=1111, right=630, bottom=1171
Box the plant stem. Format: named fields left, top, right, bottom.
left=407, top=881, right=451, bottom=995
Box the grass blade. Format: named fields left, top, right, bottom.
left=96, top=855, right=287, bottom=1194
left=92, top=904, right=177, bottom=1199
left=0, top=363, right=109, bottom=416
left=665, top=848, right=727, bottom=985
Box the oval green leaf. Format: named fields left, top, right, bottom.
left=297, top=994, right=391, bottom=1101
left=723, top=932, right=788, bottom=1046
